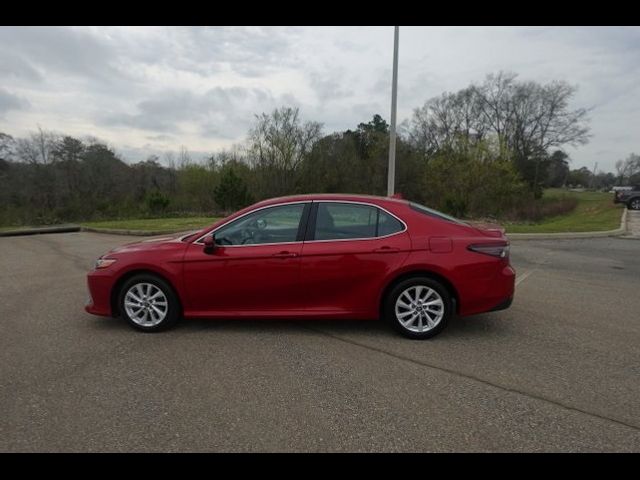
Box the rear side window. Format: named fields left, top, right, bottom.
left=378, top=210, right=404, bottom=236
left=312, top=203, right=404, bottom=240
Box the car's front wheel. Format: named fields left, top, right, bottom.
left=384, top=277, right=452, bottom=339
left=118, top=274, right=181, bottom=332
left=629, top=198, right=640, bottom=210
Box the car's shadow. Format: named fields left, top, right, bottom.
left=87, top=311, right=510, bottom=340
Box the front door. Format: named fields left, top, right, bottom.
left=182, top=202, right=310, bottom=316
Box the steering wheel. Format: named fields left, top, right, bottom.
left=240, top=227, right=255, bottom=245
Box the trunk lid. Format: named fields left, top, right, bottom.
left=467, top=221, right=506, bottom=239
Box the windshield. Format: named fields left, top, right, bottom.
left=409, top=202, right=469, bottom=226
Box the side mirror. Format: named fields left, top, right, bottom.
left=203, top=234, right=216, bottom=254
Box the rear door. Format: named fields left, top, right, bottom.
left=298, top=201, right=411, bottom=317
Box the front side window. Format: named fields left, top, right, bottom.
left=313, top=203, right=404, bottom=240
left=214, top=203, right=305, bottom=246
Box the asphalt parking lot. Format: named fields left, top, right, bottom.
left=1, top=231, right=639, bottom=452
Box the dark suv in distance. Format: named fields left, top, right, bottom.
left=613, top=186, right=640, bottom=210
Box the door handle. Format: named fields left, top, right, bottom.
left=373, top=246, right=400, bottom=253
left=272, top=251, right=298, bottom=258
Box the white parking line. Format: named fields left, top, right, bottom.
left=515, top=270, right=533, bottom=286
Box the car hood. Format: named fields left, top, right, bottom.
left=107, top=232, right=195, bottom=255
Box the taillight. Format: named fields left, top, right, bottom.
left=468, top=243, right=510, bottom=259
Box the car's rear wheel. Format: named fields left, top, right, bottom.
left=118, top=274, right=180, bottom=332
left=384, top=276, right=452, bottom=339
left=629, top=198, right=640, bottom=210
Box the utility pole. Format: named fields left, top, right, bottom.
left=590, top=161, right=598, bottom=189
left=387, top=26, right=399, bottom=197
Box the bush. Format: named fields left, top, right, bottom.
left=422, top=138, right=527, bottom=219
left=504, top=194, right=578, bottom=223
left=145, top=191, right=170, bottom=215
left=214, top=167, right=253, bottom=213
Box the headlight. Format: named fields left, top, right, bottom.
left=95, top=257, right=117, bottom=269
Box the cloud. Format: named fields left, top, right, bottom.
left=0, top=26, right=639, bottom=172
left=0, top=88, right=30, bottom=114
left=98, top=86, right=293, bottom=140
left=0, top=26, right=126, bottom=86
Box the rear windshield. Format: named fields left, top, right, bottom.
left=409, top=202, right=469, bottom=226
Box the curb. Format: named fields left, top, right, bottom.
left=507, top=208, right=628, bottom=241
left=0, top=225, right=81, bottom=237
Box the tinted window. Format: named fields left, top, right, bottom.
left=378, top=210, right=404, bottom=236
left=313, top=203, right=404, bottom=240
left=314, top=203, right=377, bottom=240
left=214, top=203, right=305, bottom=246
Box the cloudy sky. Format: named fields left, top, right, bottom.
left=1, top=26, right=639, bottom=172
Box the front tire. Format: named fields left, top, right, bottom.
left=629, top=198, right=640, bottom=210
left=118, top=274, right=181, bottom=332
left=384, top=277, right=452, bottom=339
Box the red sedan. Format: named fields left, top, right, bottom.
left=86, top=194, right=515, bottom=339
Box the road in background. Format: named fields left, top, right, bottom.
left=1, top=232, right=639, bottom=452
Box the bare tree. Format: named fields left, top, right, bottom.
left=615, top=154, right=640, bottom=185
left=0, top=132, right=16, bottom=161
left=15, top=126, right=59, bottom=164
left=410, top=72, right=591, bottom=193
left=178, top=145, right=191, bottom=168
left=409, top=88, right=489, bottom=160
left=248, top=106, right=322, bottom=196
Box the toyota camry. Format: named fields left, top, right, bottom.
left=86, top=194, right=515, bottom=339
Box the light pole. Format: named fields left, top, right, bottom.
left=387, top=25, right=399, bottom=197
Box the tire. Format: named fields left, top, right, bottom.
left=118, top=274, right=181, bottom=332
left=383, top=276, right=452, bottom=339
left=629, top=198, right=640, bottom=210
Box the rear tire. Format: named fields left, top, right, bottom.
left=118, top=274, right=181, bottom=332
left=629, top=198, right=640, bottom=210
left=384, top=276, right=452, bottom=339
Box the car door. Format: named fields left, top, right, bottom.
left=299, top=201, right=411, bottom=318
left=182, top=202, right=311, bottom=316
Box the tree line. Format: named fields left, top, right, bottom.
left=1, top=72, right=635, bottom=227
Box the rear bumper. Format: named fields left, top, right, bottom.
left=488, top=296, right=513, bottom=312
left=459, top=264, right=515, bottom=316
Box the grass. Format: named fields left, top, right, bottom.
left=505, top=189, right=624, bottom=233
left=81, top=216, right=219, bottom=232
left=1, top=190, right=624, bottom=235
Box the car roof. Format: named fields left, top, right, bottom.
left=253, top=193, right=409, bottom=208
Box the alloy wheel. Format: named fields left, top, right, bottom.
left=394, top=285, right=444, bottom=333
left=124, top=282, right=168, bottom=327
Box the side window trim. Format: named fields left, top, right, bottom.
left=303, top=201, right=407, bottom=243
left=295, top=202, right=313, bottom=242
left=304, top=202, right=318, bottom=242
left=194, top=201, right=311, bottom=246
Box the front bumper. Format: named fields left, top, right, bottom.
left=85, top=270, right=114, bottom=316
